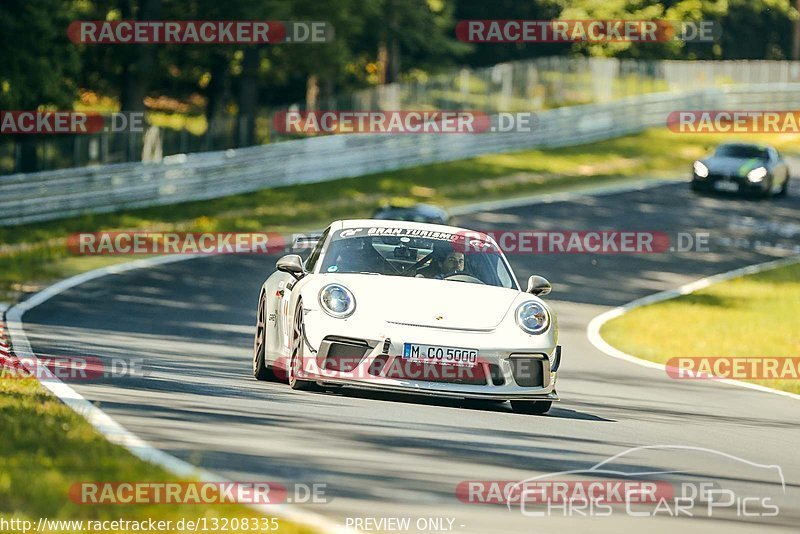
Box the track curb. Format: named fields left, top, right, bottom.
left=586, top=254, right=800, bottom=402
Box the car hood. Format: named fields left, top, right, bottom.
left=318, top=274, right=524, bottom=330
left=704, top=156, right=767, bottom=176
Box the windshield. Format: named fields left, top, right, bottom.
left=714, top=145, right=769, bottom=159
left=320, top=227, right=517, bottom=289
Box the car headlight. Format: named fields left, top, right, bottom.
left=746, top=167, right=768, bottom=183
left=516, top=301, right=550, bottom=335
left=693, top=161, right=709, bottom=178
left=319, top=284, right=356, bottom=318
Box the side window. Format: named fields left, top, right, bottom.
left=495, top=256, right=513, bottom=288
left=304, top=228, right=329, bottom=273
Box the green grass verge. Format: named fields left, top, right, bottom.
left=2, top=127, right=799, bottom=302
left=0, top=377, right=314, bottom=533
left=600, top=261, right=800, bottom=394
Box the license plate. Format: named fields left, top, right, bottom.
left=403, top=343, right=478, bottom=367
left=714, top=181, right=739, bottom=192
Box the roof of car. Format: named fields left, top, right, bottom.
left=717, top=141, right=770, bottom=150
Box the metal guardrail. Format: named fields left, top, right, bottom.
left=1, top=84, right=799, bottom=227
left=5, top=58, right=800, bottom=175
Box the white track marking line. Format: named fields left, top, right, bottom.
left=586, top=255, right=800, bottom=402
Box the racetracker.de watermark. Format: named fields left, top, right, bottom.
left=458, top=230, right=681, bottom=254
left=0, top=111, right=144, bottom=134
left=68, top=21, right=333, bottom=44
left=667, top=110, right=800, bottom=134
left=457, top=480, right=674, bottom=505
left=273, top=111, right=544, bottom=135
left=67, top=231, right=714, bottom=256
left=666, top=357, right=800, bottom=380
left=0, top=356, right=146, bottom=381
left=69, top=482, right=327, bottom=505
left=273, top=110, right=492, bottom=134
left=456, top=20, right=720, bottom=43
left=68, top=232, right=289, bottom=255
left=278, top=353, right=513, bottom=383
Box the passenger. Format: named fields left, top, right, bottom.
left=332, top=239, right=386, bottom=274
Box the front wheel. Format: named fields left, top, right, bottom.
left=510, top=400, right=552, bottom=415
left=288, top=300, right=317, bottom=391
left=777, top=176, right=790, bottom=197
left=253, top=293, right=277, bottom=381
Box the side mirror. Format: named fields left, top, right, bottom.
left=526, top=275, right=551, bottom=296
left=276, top=254, right=305, bottom=279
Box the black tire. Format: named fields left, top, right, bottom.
left=253, top=293, right=277, bottom=381
left=510, top=400, right=552, bottom=415
left=761, top=180, right=774, bottom=199
left=690, top=183, right=709, bottom=196
left=288, top=300, right=317, bottom=391
left=777, top=176, right=790, bottom=197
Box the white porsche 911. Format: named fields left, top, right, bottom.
left=252, top=219, right=561, bottom=415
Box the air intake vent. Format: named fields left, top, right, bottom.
left=319, top=337, right=371, bottom=372
left=489, top=364, right=505, bottom=386
left=509, top=355, right=546, bottom=387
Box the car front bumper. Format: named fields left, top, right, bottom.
left=295, top=314, right=560, bottom=402
left=692, top=173, right=770, bottom=195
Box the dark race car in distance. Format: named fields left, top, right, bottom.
left=372, top=203, right=450, bottom=225
left=691, top=142, right=790, bottom=198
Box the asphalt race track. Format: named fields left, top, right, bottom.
left=21, top=180, right=800, bottom=533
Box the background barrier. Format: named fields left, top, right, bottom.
left=1, top=84, right=799, bottom=226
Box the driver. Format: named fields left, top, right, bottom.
left=417, top=246, right=466, bottom=279
left=439, top=251, right=465, bottom=274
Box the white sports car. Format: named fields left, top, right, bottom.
left=252, top=219, right=561, bottom=415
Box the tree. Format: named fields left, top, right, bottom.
left=365, top=0, right=465, bottom=84
left=0, top=0, right=81, bottom=171
left=454, top=0, right=568, bottom=66
left=715, top=0, right=794, bottom=59
left=554, top=0, right=795, bottom=60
